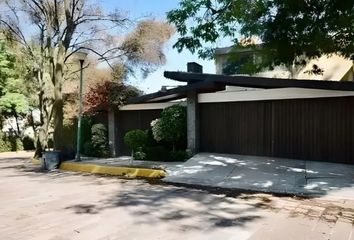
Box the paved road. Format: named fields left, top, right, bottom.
left=0, top=152, right=353, bottom=240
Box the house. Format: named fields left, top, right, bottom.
left=104, top=63, right=354, bottom=165
left=215, top=46, right=354, bottom=81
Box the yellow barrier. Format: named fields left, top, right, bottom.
left=60, top=162, right=166, bottom=178
left=31, top=158, right=166, bottom=178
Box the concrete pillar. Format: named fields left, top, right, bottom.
left=187, top=91, right=199, bottom=154
left=186, top=62, right=202, bottom=154
left=107, top=109, right=116, bottom=157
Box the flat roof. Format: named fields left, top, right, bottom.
left=127, top=71, right=354, bottom=104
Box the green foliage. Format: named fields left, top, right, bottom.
left=0, top=93, right=29, bottom=118
left=0, top=132, right=23, bottom=152
left=167, top=0, right=354, bottom=70
left=158, top=105, right=187, bottom=149
left=80, top=117, right=92, bottom=149
left=123, top=125, right=190, bottom=162
left=143, top=147, right=190, bottom=162
left=0, top=40, right=30, bottom=135
left=0, top=132, right=11, bottom=152
left=123, top=106, right=188, bottom=161
left=144, top=146, right=170, bottom=161
left=83, top=123, right=109, bottom=158
left=124, top=129, right=148, bottom=152
left=22, top=136, right=35, bottom=150
left=150, top=118, right=163, bottom=142
left=133, top=151, right=147, bottom=160
left=90, top=124, right=110, bottom=158
left=62, top=122, right=76, bottom=154
left=0, top=40, right=16, bottom=95
left=0, top=40, right=29, bottom=95
left=12, top=137, right=23, bottom=151
left=169, top=150, right=190, bottom=162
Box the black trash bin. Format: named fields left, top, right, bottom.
left=42, top=151, right=61, bottom=170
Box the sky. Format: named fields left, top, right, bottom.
left=99, top=0, right=218, bottom=93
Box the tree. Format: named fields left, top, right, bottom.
left=0, top=93, right=29, bottom=136
left=124, top=129, right=148, bottom=157
left=0, top=0, right=174, bottom=157
left=0, top=40, right=16, bottom=95
left=0, top=39, right=30, bottom=136
left=167, top=0, right=354, bottom=71
left=84, top=81, right=141, bottom=114
left=0, top=39, right=16, bottom=129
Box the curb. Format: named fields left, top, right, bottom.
left=60, top=162, right=166, bottom=178
left=32, top=158, right=41, bottom=165
left=31, top=158, right=166, bottom=179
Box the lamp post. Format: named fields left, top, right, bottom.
left=74, top=51, right=88, bottom=161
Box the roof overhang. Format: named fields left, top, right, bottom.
left=127, top=71, right=354, bottom=104
left=128, top=80, right=225, bottom=104
left=164, top=71, right=354, bottom=91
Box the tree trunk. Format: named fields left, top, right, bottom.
left=33, top=68, right=47, bottom=158
left=34, top=138, right=43, bottom=158
left=14, top=113, right=21, bottom=137
left=52, top=47, right=65, bottom=151
left=34, top=125, right=48, bottom=158
left=52, top=98, right=64, bottom=150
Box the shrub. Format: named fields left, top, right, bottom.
left=22, top=136, right=35, bottom=150
left=157, top=105, right=187, bottom=151
left=0, top=132, right=11, bottom=152
left=0, top=132, right=23, bottom=152
left=80, top=116, right=92, bottom=148
left=83, top=124, right=109, bottom=158
left=134, top=150, right=147, bottom=160
left=62, top=123, right=76, bottom=157
left=89, top=123, right=110, bottom=157
left=145, top=146, right=170, bottom=161
left=150, top=118, right=163, bottom=142
left=169, top=150, right=190, bottom=162
left=83, top=141, right=94, bottom=157
left=124, top=129, right=148, bottom=153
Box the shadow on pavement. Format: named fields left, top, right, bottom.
left=65, top=182, right=272, bottom=230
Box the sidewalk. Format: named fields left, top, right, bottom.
left=30, top=152, right=354, bottom=199
left=162, top=153, right=354, bottom=199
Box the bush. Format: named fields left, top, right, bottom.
left=83, top=141, right=94, bottom=157
left=134, top=150, right=147, bottom=160
left=91, top=124, right=110, bottom=157
left=22, top=136, right=35, bottom=150
left=80, top=117, right=92, bottom=148
left=10, top=136, right=23, bottom=151
left=0, top=132, right=11, bottom=152
left=145, top=146, right=170, bottom=161
left=169, top=150, right=190, bottom=162
left=124, top=129, right=148, bottom=153
left=150, top=118, right=163, bottom=142
left=152, top=105, right=187, bottom=151
left=84, top=123, right=109, bottom=158
left=0, top=132, right=23, bottom=152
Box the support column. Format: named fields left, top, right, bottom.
left=187, top=91, right=199, bottom=154
left=108, top=109, right=117, bottom=157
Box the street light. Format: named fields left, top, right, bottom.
left=73, top=51, right=88, bottom=161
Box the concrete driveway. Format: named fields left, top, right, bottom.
left=163, top=153, right=354, bottom=199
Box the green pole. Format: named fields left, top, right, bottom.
left=75, top=60, right=84, bottom=161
